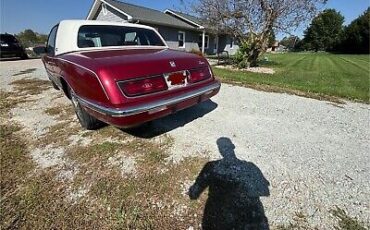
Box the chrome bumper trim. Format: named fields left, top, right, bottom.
left=77, top=81, right=221, bottom=117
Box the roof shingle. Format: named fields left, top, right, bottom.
left=105, top=0, right=198, bottom=30
left=166, top=10, right=203, bottom=27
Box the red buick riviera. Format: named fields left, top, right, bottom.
left=42, top=20, right=220, bottom=129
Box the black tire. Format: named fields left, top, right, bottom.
left=51, top=80, right=59, bottom=90
left=70, top=89, right=104, bottom=130
left=20, top=52, right=28, bottom=60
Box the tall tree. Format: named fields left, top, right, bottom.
left=280, top=36, right=300, bottom=50
left=302, top=9, right=344, bottom=51
left=186, top=0, right=326, bottom=66
left=268, top=30, right=276, bottom=47
left=15, top=29, right=47, bottom=48
left=340, top=8, right=369, bottom=54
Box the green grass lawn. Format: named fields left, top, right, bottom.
left=213, top=53, right=370, bottom=102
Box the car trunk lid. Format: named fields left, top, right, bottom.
left=77, top=48, right=208, bottom=81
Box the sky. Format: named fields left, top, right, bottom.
left=0, top=0, right=369, bottom=39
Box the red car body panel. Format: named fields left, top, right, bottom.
left=43, top=48, right=220, bottom=128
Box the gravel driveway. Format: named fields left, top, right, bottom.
left=156, top=83, right=370, bottom=227
left=1, top=59, right=369, bottom=228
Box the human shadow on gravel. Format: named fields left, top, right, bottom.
left=188, top=137, right=270, bottom=230
left=124, top=99, right=218, bottom=138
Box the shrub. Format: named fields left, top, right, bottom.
left=233, top=41, right=251, bottom=68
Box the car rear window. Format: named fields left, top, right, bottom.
left=77, top=25, right=165, bottom=48
left=0, top=34, right=18, bottom=43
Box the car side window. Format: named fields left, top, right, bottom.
left=47, top=25, right=58, bottom=56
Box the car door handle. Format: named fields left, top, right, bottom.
left=47, top=61, right=54, bottom=65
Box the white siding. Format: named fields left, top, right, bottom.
left=94, top=4, right=128, bottom=22
left=91, top=4, right=238, bottom=55
left=145, top=25, right=200, bottom=52
left=218, top=36, right=239, bottom=55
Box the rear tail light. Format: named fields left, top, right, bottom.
left=188, top=66, right=212, bottom=83
left=118, top=76, right=168, bottom=97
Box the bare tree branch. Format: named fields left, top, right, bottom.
left=185, top=0, right=326, bottom=66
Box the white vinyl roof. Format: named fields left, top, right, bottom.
left=55, top=20, right=168, bottom=55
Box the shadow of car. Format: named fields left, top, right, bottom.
left=124, top=99, right=218, bottom=138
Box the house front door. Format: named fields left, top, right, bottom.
left=213, top=36, right=218, bottom=54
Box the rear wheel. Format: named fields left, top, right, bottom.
left=70, top=89, right=104, bottom=130
left=51, top=80, right=59, bottom=90
left=20, top=52, right=28, bottom=60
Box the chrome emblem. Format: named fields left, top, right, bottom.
left=169, top=61, right=176, bottom=68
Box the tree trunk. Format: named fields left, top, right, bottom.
left=248, top=48, right=261, bottom=67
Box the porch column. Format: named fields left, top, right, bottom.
left=202, top=30, right=206, bottom=54
left=215, top=35, right=219, bottom=53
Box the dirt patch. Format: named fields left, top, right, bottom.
left=67, top=134, right=93, bottom=147
left=11, top=78, right=51, bottom=95
left=0, top=90, right=38, bottom=119
left=108, top=154, right=137, bottom=177
left=0, top=123, right=35, bottom=198
left=5, top=81, right=57, bottom=138
left=66, top=183, right=91, bottom=204
left=30, top=146, right=66, bottom=169
left=44, top=106, right=63, bottom=116
left=330, top=207, right=368, bottom=230
left=7, top=78, right=74, bottom=140
left=11, top=105, right=58, bottom=137
left=44, top=103, right=75, bottom=120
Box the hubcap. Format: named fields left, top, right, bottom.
left=71, top=92, right=83, bottom=121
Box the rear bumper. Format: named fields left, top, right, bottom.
left=77, top=81, right=221, bottom=127
left=0, top=49, right=24, bottom=58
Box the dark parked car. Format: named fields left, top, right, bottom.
left=0, top=34, right=28, bottom=59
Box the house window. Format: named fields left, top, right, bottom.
left=198, top=34, right=209, bottom=49
left=230, top=37, right=234, bottom=49
left=178, top=31, right=185, bottom=48
left=102, top=3, right=108, bottom=15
